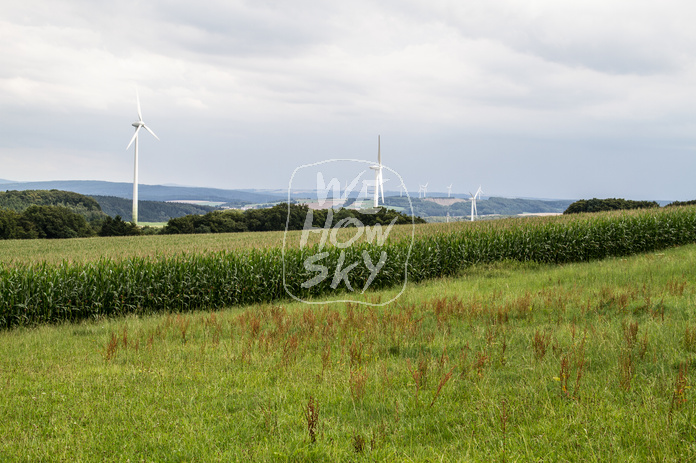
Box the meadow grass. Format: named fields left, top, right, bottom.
left=1, top=244, right=695, bottom=461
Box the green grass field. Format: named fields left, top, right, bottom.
left=1, top=243, right=695, bottom=461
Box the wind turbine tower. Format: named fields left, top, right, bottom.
left=369, top=135, right=385, bottom=208
left=126, top=92, right=159, bottom=225
left=447, top=184, right=453, bottom=198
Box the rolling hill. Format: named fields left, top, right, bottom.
left=0, top=180, right=284, bottom=205
left=91, top=195, right=216, bottom=223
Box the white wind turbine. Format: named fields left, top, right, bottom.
left=369, top=135, right=385, bottom=208
left=447, top=184, right=453, bottom=198
left=469, top=186, right=483, bottom=221
left=419, top=182, right=428, bottom=199
left=126, top=92, right=159, bottom=225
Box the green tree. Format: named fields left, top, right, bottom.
left=99, top=216, right=141, bottom=237
left=21, top=205, right=94, bottom=239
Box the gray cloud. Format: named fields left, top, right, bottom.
left=0, top=0, right=695, bottom=200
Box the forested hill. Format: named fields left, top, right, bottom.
left=91, top=196, right=215, bottom=222
left=0, top=189, right=106, bottom=222
left=1, top=180, right=283, bottom=205
left=0, top=190, right=217, bottom=224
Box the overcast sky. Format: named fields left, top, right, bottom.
left=1, top=0, right=695, bottom=200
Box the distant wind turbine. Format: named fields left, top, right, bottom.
left=447, top=184, right=453, bottom=198
left=418, top=182, right=428, bottom=199
left=369, top=135, right=384, bottom=208
left=126, top=92, right=159, bottom=225
left=469, top=186, right=483, bottom=221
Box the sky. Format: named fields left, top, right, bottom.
left=1, top=0, right=695, bottom=200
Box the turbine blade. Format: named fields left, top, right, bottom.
left=127, top=127, right=141, bottom=149
left=377, top=135, right=381, bottom=165
left=136, top=91, right=143, bottom=121
left=143, top=124, right=160, bottom=140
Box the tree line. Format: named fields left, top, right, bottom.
left=1, top=195, right=423, bottom=240
left=160, top=203, right=424, bottom=234
left=563, top=198, right=661, bottom=214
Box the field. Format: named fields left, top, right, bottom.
left=1, top=207, right=696, bottom=460
left=0, top=208, right=691, bottom=267
left=3, top=206, right=696, bottom=330
left=1, top=244, right=695, bottom=461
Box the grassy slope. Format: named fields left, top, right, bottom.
left=1, top=244, right=695, bottom=461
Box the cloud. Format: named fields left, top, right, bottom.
left=0, top=0, right=695, bottom=199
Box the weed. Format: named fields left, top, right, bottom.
left=437, top=346, right=449, bottom=370
left=650, top=298, right=665, bottom=321
left=559, top=355, right=570, bottom=397
left=638, top=333, right=649, bottom=360
left=430, top=368, right=454, bottom=408
left=623, top=320, right=639, bottom=348
left=407, top=356, right=429, bottom=400
left=304, top=396, right=319, bottom=444
left=666, top=278, right=687, bottom=296
left=103, top=332, right=118, bottom=361
left=281, top=335, right=298, bottom=367
left=668, top=363, right=689, bottom=423
left=321, top=342, right=331, bottom=375
left=619, top=351, right=634, bottom=391
left=533, top=330, right=550, bottom=360
left=249, top=314, right=261, bottom=338
left=500, top=332, right=508, bottom=366
left=176, top=314, right=190, bottom=344
left=349, top=340, right=363, bottom=368
left=473, top=351, right=488, bottom=378
left=350, top=368, right=368, bottom=402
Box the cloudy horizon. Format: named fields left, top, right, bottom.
left=1, top=0, right=695, bottom=201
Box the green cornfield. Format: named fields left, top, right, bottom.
left=1, top=206, right=695, bottom=329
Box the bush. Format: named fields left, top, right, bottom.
left=564, top=198, right=659, bottom=214
left=99, top=216, right=141, bottom=237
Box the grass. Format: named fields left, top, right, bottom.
left=1, top=244, right=695, bottom=461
